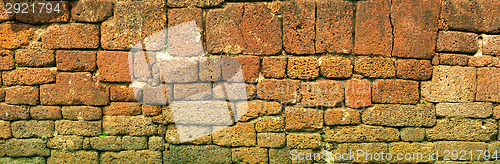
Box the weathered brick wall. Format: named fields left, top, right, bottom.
left=0, top=0, right=499, bottom=163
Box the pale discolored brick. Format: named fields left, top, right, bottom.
left=257, top=79, right=301, bottom=104
left=345, top=79, right=371, bottom=109
left=212, top=123, right=256, bottom=147
left=421, top=66, right=476, bottom=102
left=15, top=49, right=55, bottom=67
left=324, top=125, right=399, bottom=143
left=483, top=35, right=500, bottom=55
left=476, top=67, right=500, bottom=102
left=371, top=79, right=420, bottom=104
left=257, top=133, right=285, bottom=148
left=61, top=106, right=102, bottom=121
left=362, top=104, right=436, bottom=127
left=354, top=58, right=396, bottom=78
left=261, top=57, right=287, bottom=78
left=426, top=118, right=497, bottom=141
left=287, top=133, right=320, bottom=149
left=283, top=0, right=315, bottom=54
left=324, top=108, right=360, bottom=125
left=169, top=101, right=232, bottom=125
left=11, top=120, right=54, bottom=138
left=436, top=31, right=479, bottom=53
left=436, top=102, right=493, bottom=118
left=232, top=147, right=269, bottom=164
left=287, top=57, right=319, bottom=79
left=47, top=150, right=99, bottom=164
left=2, top=68, right=57, bottom=86
left=5, top=86, right=39, bottom=105
left=101, top=150, right=162, bottom=164
left=400, top=127, right=426, bottom=142
left=300, top=80, right=344, bottom=107
left=354, top=0, right=392, bottom=56
left=236, top=100, right=282, bottom=122
left=56, top=50, right=96, bottom=72
left=285, top=107, right=323, bottom=132
left=41, top=23, right=99, bottom=49
left=173, top=83, right=212, bottom=101
left=47, top=135, right=83, bottom=150
left=29, top=106, right=61, bottom=120
left=320, top=57, right=352, bottom=79
left=55, top=120, right=101, bottom=137
left=255, top=117, right=284, bottom=132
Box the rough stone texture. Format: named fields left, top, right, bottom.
left=148, top=136, right=165, bottom=151
left=47, top=135, right=83, bottom=150
left=222, top=56, right=260, bottom=83
left=0, top=157, right=46, bottom=164
left=436, top=102, right=493, bottom=118
left=324, top=125, right=399, bottom=142
left=40, top=72, right=109, bottom=106
left=0, top=104, right=29, bottom=121
left=285, top=107, right=323, bottom=132
left=101, top=150, right=162, bottom=164
left=14, top=1, right=69, bottom=24
left=47, top=150, right=98, bottom=164
left=97, top=51, right=131, bottom=82
left=255, top=117, right=284, bottom=132
left=169, top=101, right=232, bottom=125
left=316, top=0, right=354, bottom=54
left=257, top=133, right=285, bottom=148
left=90, top=136, right=122, bottom=151
left=401, top=127, right=426, bottom=142
left=71, top=0, right=113, bottom=22
left=287, top=133, right=320, bottom=149
left=61, top=106, right=102, bottom=121
left=167, top=0, right=223, bottom=7
left=151, top=107, right=174, bottom=125
left=371, top=79, right=420, bottom=104
left=435, top=141, right=487, bottom=160
left=55, top=120, right=101, bottom=137
left=441, top=0, right=500, bottom=33
left=103, top=102, right=141, bottom=116
left=469, top=55, right=495, bottom=67
left=142, top=105, right=161, bottom=117
left=167, top=8, right=204, bottom=58
left=354, top=58, right=396, bottom=78
left=396, top=59, right=433, bottom=80
left=163, top=145, right=231, bottom=163
left=388, top=142, right=436, bottom=163
left=300, top=80, right=344, bottom=107
left=101, top=1, right=166, bottom=50
left=103, top=116, right=157, bottom=136
left=392, top=0, right=440, bottom=59
left=345, top=79, right=371, bottom=109
left=236, top=100, right=282, bottom=122
left=421, top=66, right=476, bottom=102
left=231, top=147, right=268, bottom=164
left=6, top=86, right=39, bottom=105
left=0, top=120, right=11, bottom=139
left=483, top=35, right=500, bottom=55
left=164, top=124, right=212, bottom=145
left=269, top=148, right=292, bottom=164
left=56, top=51, right=96, bottom=72
left=287, top=57, right=319, bottom=79
left=0, top=50, right=15, bottom=70
left=206, top=3, right=282, bottom=55
left=11, top=120, right=54, bottom=138
left=261, top=57, right=287, bottom=78
left=0, top=22, right=35, bottom=49
left=155, top=58, right=198, bottom=83
left=3, top=139, right=50, bottom=157
left=257, top=79, right=301, bottom=104
left=110, top=85, right=138, bottom=102
left=324, top=108, right=361, bottom=125
left=426, top=118, right=497, bottom=141
left=320, top=57, right=352, bottom=79
left=436, top=31, right=478, bottom=54
left=362, top=104, right=436, bottom=127
left=476, top=67, right=500, bottom=102
left=283, top=0, right=315, bottom=54
left=334, top=143, right=388, bottom=163
left=434, top=53, right=469, bottom=66
left=2, top=68, right=57, bottom=86
left=173, top=83, right=212, bottom=101
left=15, top=49, right=55, bottom=67
left=212, top=123, right=256, bottom=147
left=354, top=0, right=392, bottom=56
left=42, top=23, right=99, bottom=49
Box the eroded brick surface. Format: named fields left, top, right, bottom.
left=354, top=58, right=396, bottom=78
left=371, top=79, right=420, bottom=104
left=316, top=0, right=354, bottom=54
left=436, top=31, right=478, bottom=54
left=285, top=107, right=323, bottom=132
left=476, top=67, right=500, bottom=102
left=283, top=0, right=315, bottom=54
left=354, top=0, right=392, bottom=56
left=426, top=118, right=497, bottom=141
left=320, top=57, right=352, bottom=79
left=396, top=59, right=433, bottom=80
left=421, top=66, right=476, bottom=102
left=325, top=125, right=399, bottom=142
left=362, top=104, right=436, bottom=127
left=42, top=23, right=99, bottom=49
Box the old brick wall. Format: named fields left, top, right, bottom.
left=0, top=0, right=499, bottom=163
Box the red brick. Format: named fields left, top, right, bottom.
left=231, top=147, right=268, bottom=164
left=71, top=0, right=113, bottom=22
left=354, top=58, right=396, bottom=78
left=101, top=1, right=166, bottom=50
left=320, top=57, right=352, bottom=79
left=324, top=108, right=360, bottom=125
left=15, top=49, right=55, bottom=67
left=392, top=0, right=440, bottom=59
left=11, top=120, right=54, bottom=138
left=222, top=56, right=260, bottom=83
left=436, top=31, right=478, bottom=53
left=315, top=0, right=354, bottom=54
left=103, top=116, right=157, bottom=136
left=212, top=123, right=256, bottom=147
left=286, top=133, right=320, bottom=149
left=287, top=57, right=319, bottom=79
left=206, top=3, right=282, bottom=55
left=167, top=8, right=204, bottom=57
left=14, top=0, right=69, bottom=24
left=30, top=106, right=61, bottom=120
left=476, top=67, right=500, bottom=102
left=42, top=23, right=99, bottom=49
left=483, top=35, right=500, bottom=55
left=441, top=0, right=500, bottom=33
left=300, top=80, right=344, bottom=107
left=257, top=79, right=301, bottom=104
left=435, top=53, right=469, bottom=66
left=372, top=79, right=419, bottom=104
left=354, top=0, right=392, bottom=56
left=6, top=86, right=39, bottom=105
left=2, top=68, right=56, bottom=85
left=142, top=105, right=161, bottom=117
left=167, top=0, right=223, bottom=7
left=61, top=106, right=102, bottom=121
left=110, top=85, right=139, bottom=102
left=56, top=50, right=96, bottom=72
left=97, top=51, right=131, bottom=82
left=40, top=72, right=109, bottom=106
left=261, top=57, right=287, bottom=78
left=345, top=79, right=371, bottom=109
left=469, top=55, right=495, bottom=67
left=396, top=59, right=433, bottom=80
left=0, top=120, right=11, bottom=139
left=0, top=22, right=34, bottom=49
left=285, top=107, right=323, bottom=132
left=55, top=120, right=102, bottom=137
left=283, top=0, right=315, bottom=55
left=0, top=50, right=15, bottom=70
left=257, top=133, right=285, bottom=148
left=421, top=66, right=476, bottom=102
